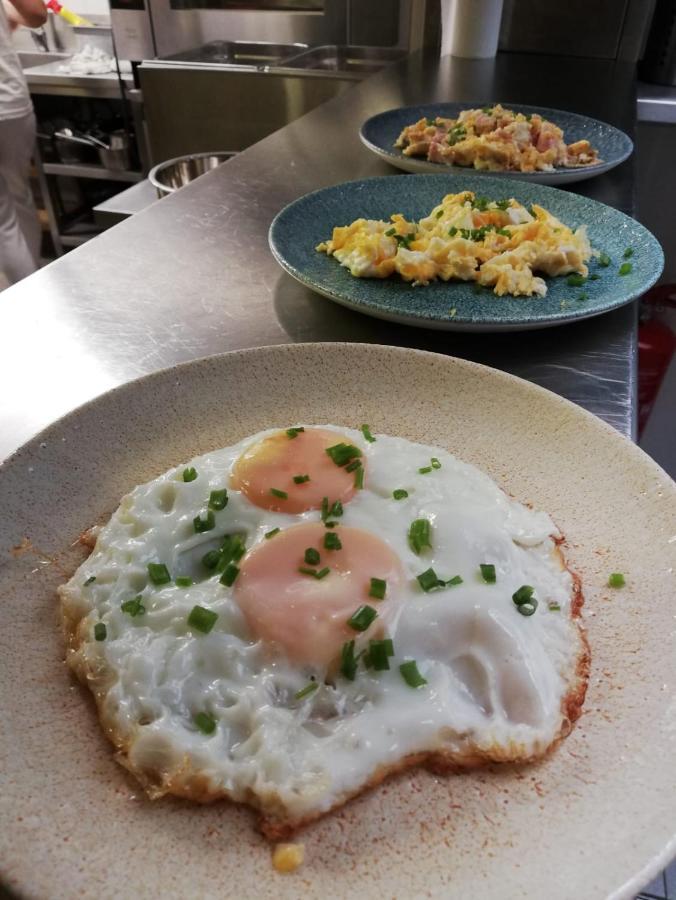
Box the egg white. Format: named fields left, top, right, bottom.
left=59, top=426, right=586, bottom=832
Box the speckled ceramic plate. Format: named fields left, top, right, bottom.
left=1, top=343, right=675, bottom=900
left=360, top=102, right=633, bottom=185
left=269, top=174, right=663, bottom=332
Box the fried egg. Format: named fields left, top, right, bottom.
left=58, top=426, right=588, bottom=837
left=316, top=190, right=593, bottom=295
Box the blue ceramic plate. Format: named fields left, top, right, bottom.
left=268, top=174, right=663, bottom=332
left=359, top=103, right=633, bottom=186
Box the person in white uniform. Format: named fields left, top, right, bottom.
left=0, top=0, right=47, bottom=285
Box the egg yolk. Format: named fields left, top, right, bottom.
left=233, top=523, right=403, bottom=667
left=230, top=428, right=360, bottom=513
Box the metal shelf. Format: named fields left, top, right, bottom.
left=43, top=162, right=144, bottom=183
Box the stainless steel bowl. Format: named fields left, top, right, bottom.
left=148, top=152, right=236, bottom=198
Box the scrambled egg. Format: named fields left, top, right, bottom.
left=316, top=190, right=592, bottom=297
left=395, top=104, right=600, bottom=172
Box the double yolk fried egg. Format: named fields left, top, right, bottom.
left=316, top=190, right=593, bottom=296
left=59, top=426, right=588, bottom=837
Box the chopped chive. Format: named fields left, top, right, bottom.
left=577, top=292, right=588, bottom=302
left=194, top=711, right=217, bottom=735
left=369, top=577, right=387, bottom=600
left=265, top=528, right=280, bottom=539
left=516, top=601, right=537, bottom=616
left=418, top=466, right=433, bottom=474
left=218, top=533, right=246, bottom=569
left=408, top=518, right=432, bottom=555
left=321, top=497, right=344, bottom=523
left=293, top=474, right=310, bottom=484
left=345, top=459, right=361, bottom=473
left=187, top=605, right=218, bottom=634
left=286, top=427, right=305, bottom=439
left=94, top=622, right=106, bottom=641
left=448, top=226, right=458, bottom=236
left=325, top=521, right=338, bottom=528
left=619, top=262, right=632, bottom=276
left=598, top=251, right=611, bottom=267
left=430, top=458, right=441, bottom=469
left=270, top=488, right=288, bottom=499
left=479, top=563, right=496, bottom=584
left=399, top=660, right=427, bottom=688
left=325, top=443, right=362, bottom=467
left=202, top=549, right=222, bottom=570
left=481, top=106, right=493, bottom=114
left=324, top=531, right=342, bottom=551
left=208, top=489, right=228, bottom=511
left=608, top=572, right=625, bottom=588
left=298, top=566, right=318, bottom=577
left=121, top=595, right=145, bottom=617
left=512, top=584, right=535, bottom=605
left=417, top=567, right=442, bottom=592
left=84, top=575, right=96, bottom=586
left=220, top=563, right=239, bottom=587
left=623, top=247, right=633, bottom=259
left=435, top=209, right=444, bottom=219
left=148, top=562, right=171, bottom=585
left=347, top=605, right=378, bottom=632
left=495, top=198, right=511, bottom=211
left=385, top=227, right=396, bottom=237
left=294, top=681, right=319, bottom=701
left=304, top=547, right=321, bottom=566
left=329, top=500, right=343, bottom=518
left=589, top=273, right=600, bottom=280
left=193, top=510, right=215, bottom=533
left=183, top=467, right=197, bottom=482
left=354, top=466, right=365, bottom=489
left=548, top=602, right=561, bottom=611
left=175, top=576, right=192, bottom=587
left=360, top=424, right=376, bottom=443
left=566, top=274, right=587, bottom=287
left=321, top=496, right=329, bottom=520
left=447, top=575, right=463, bottom=586
left=340, top=640, right=360, bottom=680
left=392, top=489, right=409, bottom=500
left=365, top=637, right=395, bottom=671
left=315, top=567, right=330, bottom=580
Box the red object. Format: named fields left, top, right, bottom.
left=638, top=284, right=676, bottom=436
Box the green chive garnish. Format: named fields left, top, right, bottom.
left=418, top=466, right=432, bottom=474
left=187, top=605, right=218, bottom=633
left=194, top=712, right=217, bottom=735
left=304, top=547, right=321, bottom=566
left=121, top=595, right=145, bottom=617
left=385, top=227, right=396, bottom=237
left=623, top=247, right=633, bottom=259
left=399, top=660, right=427, bottom=688
left=608, top=572, right=625, bottom=588
left=286, top=427, right=305, bottom=439
left=369, top=577, right=386, bottom=600
left=324, top=531, right=342, bottom=551
left=326, top=443, right=362, bottom=467
left=589, top=273, right=600, bottom=280
left=548, top=602, right=561, bottom=611
left=360, top=424, right=376, bottom=443
left=355, top=466, right=365, bottom=489
left=345, top=459, right=361, bottom=473
left=220, top=563, right=239, bottom=587
left=447, top=575, right=463, bottom=586
left=84, top=575, right=96, bottom=586
left=598, top=252, right=611, bottom=267
left=340, top=640, right=359, bottom=680
left=183, top=467, right=197, bottom=482
left=202, top=549, right=221, bottom=571
left=566, top=274, right=587, bottom=287
left=270, top=488, right=288, bottom=499
left=417, top=567, right=442, bottom=592
left=219, top=533, right=246, bottom=567
left=619, top=262, right=632, bottom=276
left=495, top=199, right=511, bottom=211
left=315, top=567, right=330, bottom=579
left=208, top=489, right=228, bottom=511
left=293, top=474, right=310, bottom=484
left=265, top=528, right=280, bottom=539
left=408, top=518, right=432, bottom=555
left=176, top=576, right=192, bottom=587
left=347, top=605, right=378, bottom=632
left=364, top=638, right=395, bottom=671
left=392, top=489, right=408, bottom=500
left=148, top=562, right=171, bottom=585
left=430, top=458, right=441, bottom=469
left=512, top=585, right=538, bottom=616
left=298, top=566, right=330, bottom=579
left=294, top=681, right=319, bottom=701
left=94, top=622, right=106, bottom=641
left=435, top=209, right=444, bottom=219
left=479, top=563, right=496, bottom=584
left=193, top=510, right=215, bottom=533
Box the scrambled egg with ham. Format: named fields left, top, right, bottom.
left=395, top=104, right=600, bottom=172
left=316, top=190, right=592, bottom=297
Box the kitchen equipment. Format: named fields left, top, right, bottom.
left=97, top=130, right=131, bottom=170
left=148, top=151, right=235, bottom=197
left=54, top=128, right=99, bottom=164
left=269, top=172, right=663, bottom=332
left=54, top=129, right=132, bottom=170
left=440, top=0, right=504, bottom=58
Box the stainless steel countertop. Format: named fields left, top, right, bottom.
left=637, top=80, right=676, bottom=123
left=0, top=49, right=638, bottom=463
left=23, top=57, right=133, bottom=98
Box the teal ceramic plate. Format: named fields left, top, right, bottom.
left=268, top=174, right=663, bottom=333
left=359, top=103, right=633, bottom=186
